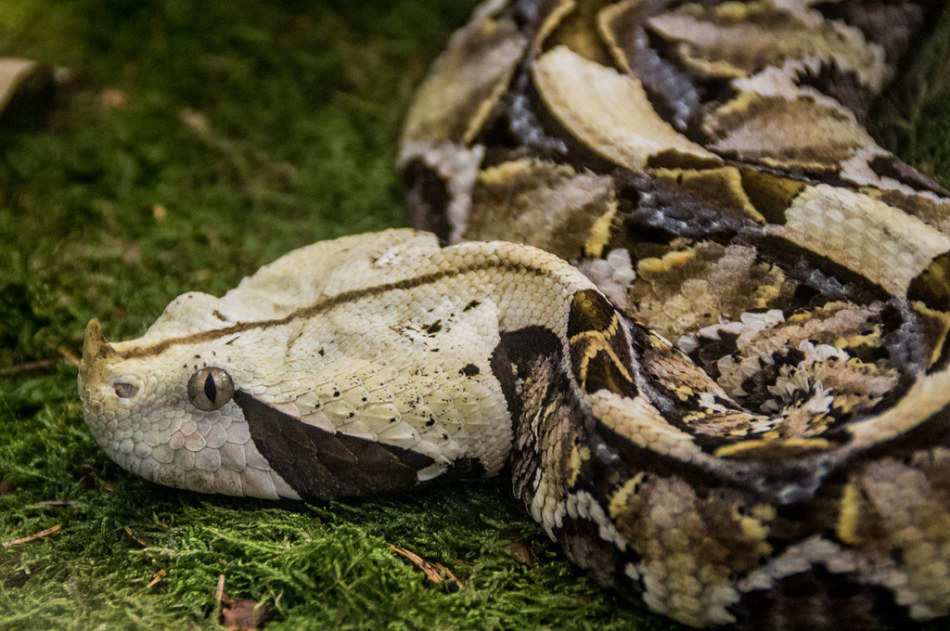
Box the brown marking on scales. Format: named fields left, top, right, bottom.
left=566, top=289, right=637, bottom=397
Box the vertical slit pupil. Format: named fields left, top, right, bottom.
left=204, top=372, right=217, bottom=402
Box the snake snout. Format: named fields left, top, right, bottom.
left=78, top=319, right=144, bottom=412
left=82, top=318, right=117, bottom=362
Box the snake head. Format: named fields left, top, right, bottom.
left=77, top=310, right=298, bottom=500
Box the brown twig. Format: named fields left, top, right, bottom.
left=387, top=543, right=463, bottom=591
left=2, top=524, right=62, bottom=548
left=32, top=500, right=79, bottom=507
left=0, top=359, right=56, bottom=376
left=56, top=344, right=81, bottom=367
left=146, top=569, right=167, bottom=589
left=0, top=342, right=81, bottom=376
left=123, top=525, right=148, bottom=547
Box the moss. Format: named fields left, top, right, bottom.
left=868, top=3, right=950, bottom=190
left=0, top=1, right=948, bottom=630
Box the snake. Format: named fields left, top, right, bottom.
left=78, top=1, right=950, bottom=629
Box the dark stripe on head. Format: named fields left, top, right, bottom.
left=121, top=259, right=549, bottom=360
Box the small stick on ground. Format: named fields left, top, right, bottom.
left=387, top=543, right=463, bottom=591
left=216, top=574, right=226, bottom=605
left=146, top=569, right=167, bottom=589
left=0, top=359, right=56, bottom=376
left=123, top=525, right=148, bottom=547
left=27, top=500, right=80, bottom=509
left=56, top=345, right=81, bottom=367
left=0, top=344, right=82, bottom=376
left=2, top=524, right=62, bottom=548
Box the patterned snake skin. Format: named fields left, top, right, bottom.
left=79, top=1, right=950, bottom=629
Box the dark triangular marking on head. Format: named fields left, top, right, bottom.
left=234, top=390, right=434, bottom=500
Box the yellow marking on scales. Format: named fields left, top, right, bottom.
left=569, top=325, right=634, bottom=385
left=568, top=441, right=591, bottom=488
left=608, top=472, right=646, bottom=521
left=836, top=482, right=865, bottom=545
left=714, top=437, right=834, bottom=459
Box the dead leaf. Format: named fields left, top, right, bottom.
left=122, top=242, right=142, bottom=264
left=2, top=524, right=62, bottom=548
left=387, top=543, right=463, bottom=591
left=205, top=229, right=221, bottom=250
left=220, top=599, right=268, bottom=631
left=508, top=539, right=532, bottom=566
left=100, top=88, right=127, bottom=109
left=216, top=575, right=268, bottom=630
left=180, top=107, right=210, bottom=135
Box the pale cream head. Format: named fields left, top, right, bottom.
left=77, top=308, right=299, bottom=500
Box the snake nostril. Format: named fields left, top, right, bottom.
left=113, top=381, right=139, bottom=399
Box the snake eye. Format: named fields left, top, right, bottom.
left=187, top=367, right=234, bottom=411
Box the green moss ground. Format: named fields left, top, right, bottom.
left=0, top=2, right=948, bottom=629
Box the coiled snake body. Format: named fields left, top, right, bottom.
left=79, top=1, right=950, bottom=629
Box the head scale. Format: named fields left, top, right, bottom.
left=77, top=313, right=298, bottom=500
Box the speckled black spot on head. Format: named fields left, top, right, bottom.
left=426, top=321, right=442, bottom=334
left=460, top=363, right=480, bottom=376
left=235, top=391, right=435, bottom=500
left=463, top=300, right=481, bottom=312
